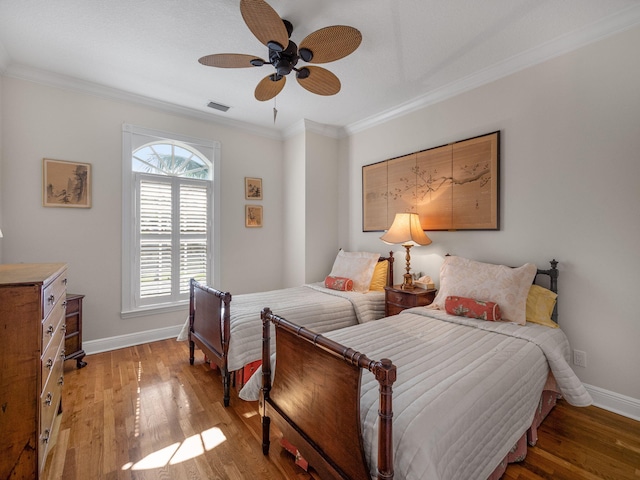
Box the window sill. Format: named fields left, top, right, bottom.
left=121, top=301, right=189, bottom=319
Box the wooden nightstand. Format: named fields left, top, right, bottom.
left=65, top=293, right=87, bottom=368
left=384, top=285, right=437, bottom=316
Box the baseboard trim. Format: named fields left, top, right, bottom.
left=84, top=325, right=183, bottom=355
left=83, top=329, right=640, bottom=421
left=584, top=383, right=640, bottom=422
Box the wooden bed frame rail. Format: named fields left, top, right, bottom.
left=260, top=307, right=397, bottom=480
left=188, top=278, right=232, bottom=406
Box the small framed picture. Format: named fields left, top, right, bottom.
left=43, top=158, right=92, bottom=208
left=245, top=205, right=263, bottom=228
left=245, top=177, right=263, bottom=200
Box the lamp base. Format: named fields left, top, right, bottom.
left=401, top=273, right=415, bottom=290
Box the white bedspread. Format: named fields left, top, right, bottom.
left=179, top=283, right=385, bottom=372
left=243, top=307, right=591, bottom=479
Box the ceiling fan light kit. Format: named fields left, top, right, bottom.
left=198, top=0, right=362, bottom=102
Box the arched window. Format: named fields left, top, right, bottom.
left=122, top=125, right=219, bottom=315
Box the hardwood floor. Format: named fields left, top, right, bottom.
left=44, top=339, right=640, bottom=480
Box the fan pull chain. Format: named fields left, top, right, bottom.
left=273, top=97, right=278, bottom=124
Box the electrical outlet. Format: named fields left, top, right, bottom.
left=573, top=350, right=587, bottom=368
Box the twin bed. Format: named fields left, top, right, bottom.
left=249, top=256, right=592, bottom=479
left=187, top=253, right=592, bottom=479
left=186, top=251, right=394, bottom=406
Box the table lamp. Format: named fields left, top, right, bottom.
left=380, top=213, right=431, bottom=290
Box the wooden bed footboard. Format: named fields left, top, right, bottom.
left=189, top=278, right=232, bottom=406
left=260, top=307, right=397, bottom=480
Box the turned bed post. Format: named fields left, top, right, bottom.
left=375, top=358, right=396, bottom=480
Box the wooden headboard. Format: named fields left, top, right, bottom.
left=535, top=259, right=559, bottom=322
left=380, top=251, right=394, bottom=287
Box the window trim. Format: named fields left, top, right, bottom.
left=121, top=124, right=221, bottom=318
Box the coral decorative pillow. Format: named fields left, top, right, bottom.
left=368, top=260, right=389, bottom=291
left=431, top=256, right=537, bottom=325
left=324, top=276, right=354, bottom=291
left=526, top=285, right=558, bottom=328
left=329, top=250, right=379, bottom=292
left=445, top=296, right=502, bottom=321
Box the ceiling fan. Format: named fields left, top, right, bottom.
left=198, top=0, right=362, bottom=101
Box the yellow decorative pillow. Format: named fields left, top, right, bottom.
left=526, top=285, right=558, bottom=328
left=368, top=260, right=389, bottom=291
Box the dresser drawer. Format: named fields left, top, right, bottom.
left=42, top=298, right=65, bottom=353
left=39, top=340, right=64, bottom=457
left=42, top=269, right=67, bottom=321
left=41, top=319, right=65, bottom=392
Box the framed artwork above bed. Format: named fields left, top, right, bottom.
left=362, top=131, right=499, bottom=231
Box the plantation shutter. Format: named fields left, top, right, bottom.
left=136, top=175, right=210, bottom=304
left=139, top=178, right=173, bottom=299
left=179, top=183, right=208, bottom=293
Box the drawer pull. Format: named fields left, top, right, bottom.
left=62, top=300, right=67, bottom=309
left=63, top=278, right=68, bottom=285
left=45, top=358, right=54, bottom=369
left=61, top=323, right=67, bottom=333
left=44, top=392, right=53, bottom=406
left=58, top=375, right=64, bottom=386
left=42, top=428, right=51, bottom=444
left=48, top=294, right=55, bottom=305
left=46, top=325, right=55, bottom=336
left=60, top=350, right=66, bottom=359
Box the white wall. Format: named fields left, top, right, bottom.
left=0, top=77, right=284, bottom=343
left=283, top=130, right=305, bottom=287
left=0, top=74, right=3, bottom=263
left=304, top=130, right=339, bottom=283
left=342, top=26, right=640, bottom=402
left=283, top=125, right=341, bottom=286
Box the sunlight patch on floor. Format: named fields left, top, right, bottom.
left=121, top=427, right=227, bottom=470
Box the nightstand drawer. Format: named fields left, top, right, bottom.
left=386, top=290, right=408, bottom=305
left=385, top=285, right=437, bottom=316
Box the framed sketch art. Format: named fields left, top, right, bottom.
left=245, top=205, right=263, bottom=227
left=43, top=158, right=92, bottom=208
left=245, top=177, right=263, bottom=200
left=362, top=131, right=499, bottom=231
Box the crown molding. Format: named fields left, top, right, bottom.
left=2, top=63, right=284, bottom=140
left=283, top=118, right=343, bottom=139
left=345, top=5, right=640, bottom=136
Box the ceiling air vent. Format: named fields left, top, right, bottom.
left=207, top=101, right=230, bottom=112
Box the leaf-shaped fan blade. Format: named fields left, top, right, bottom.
left=296, top=66, right=341, bottom=96
left=240, top=0, right=289, bottom=51
left=299, top=26, right=362, bottom=64
left=198, top=54, right=264, bottom=68
left=255, top=74, right=286, bottom=101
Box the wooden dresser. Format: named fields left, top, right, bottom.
left=0, top=263, right=67, bottom=479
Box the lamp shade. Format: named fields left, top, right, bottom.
left=380, top=213, right=431, bottom=246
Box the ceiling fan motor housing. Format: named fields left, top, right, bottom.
left=269, top=40, right=299, bottom=77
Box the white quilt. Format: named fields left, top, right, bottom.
left=179, top=283, right=385, bottom=372
left=243, top=307, right=592, bottom=479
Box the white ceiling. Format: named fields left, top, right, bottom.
left=1, top=0, right=640, bottom=136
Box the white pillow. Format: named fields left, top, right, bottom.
left=328, top=250, right=380, bottom=292
left=431, top=256, right=537, bottom=325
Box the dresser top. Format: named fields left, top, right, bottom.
left=0, top=263, right=67, bottom=286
